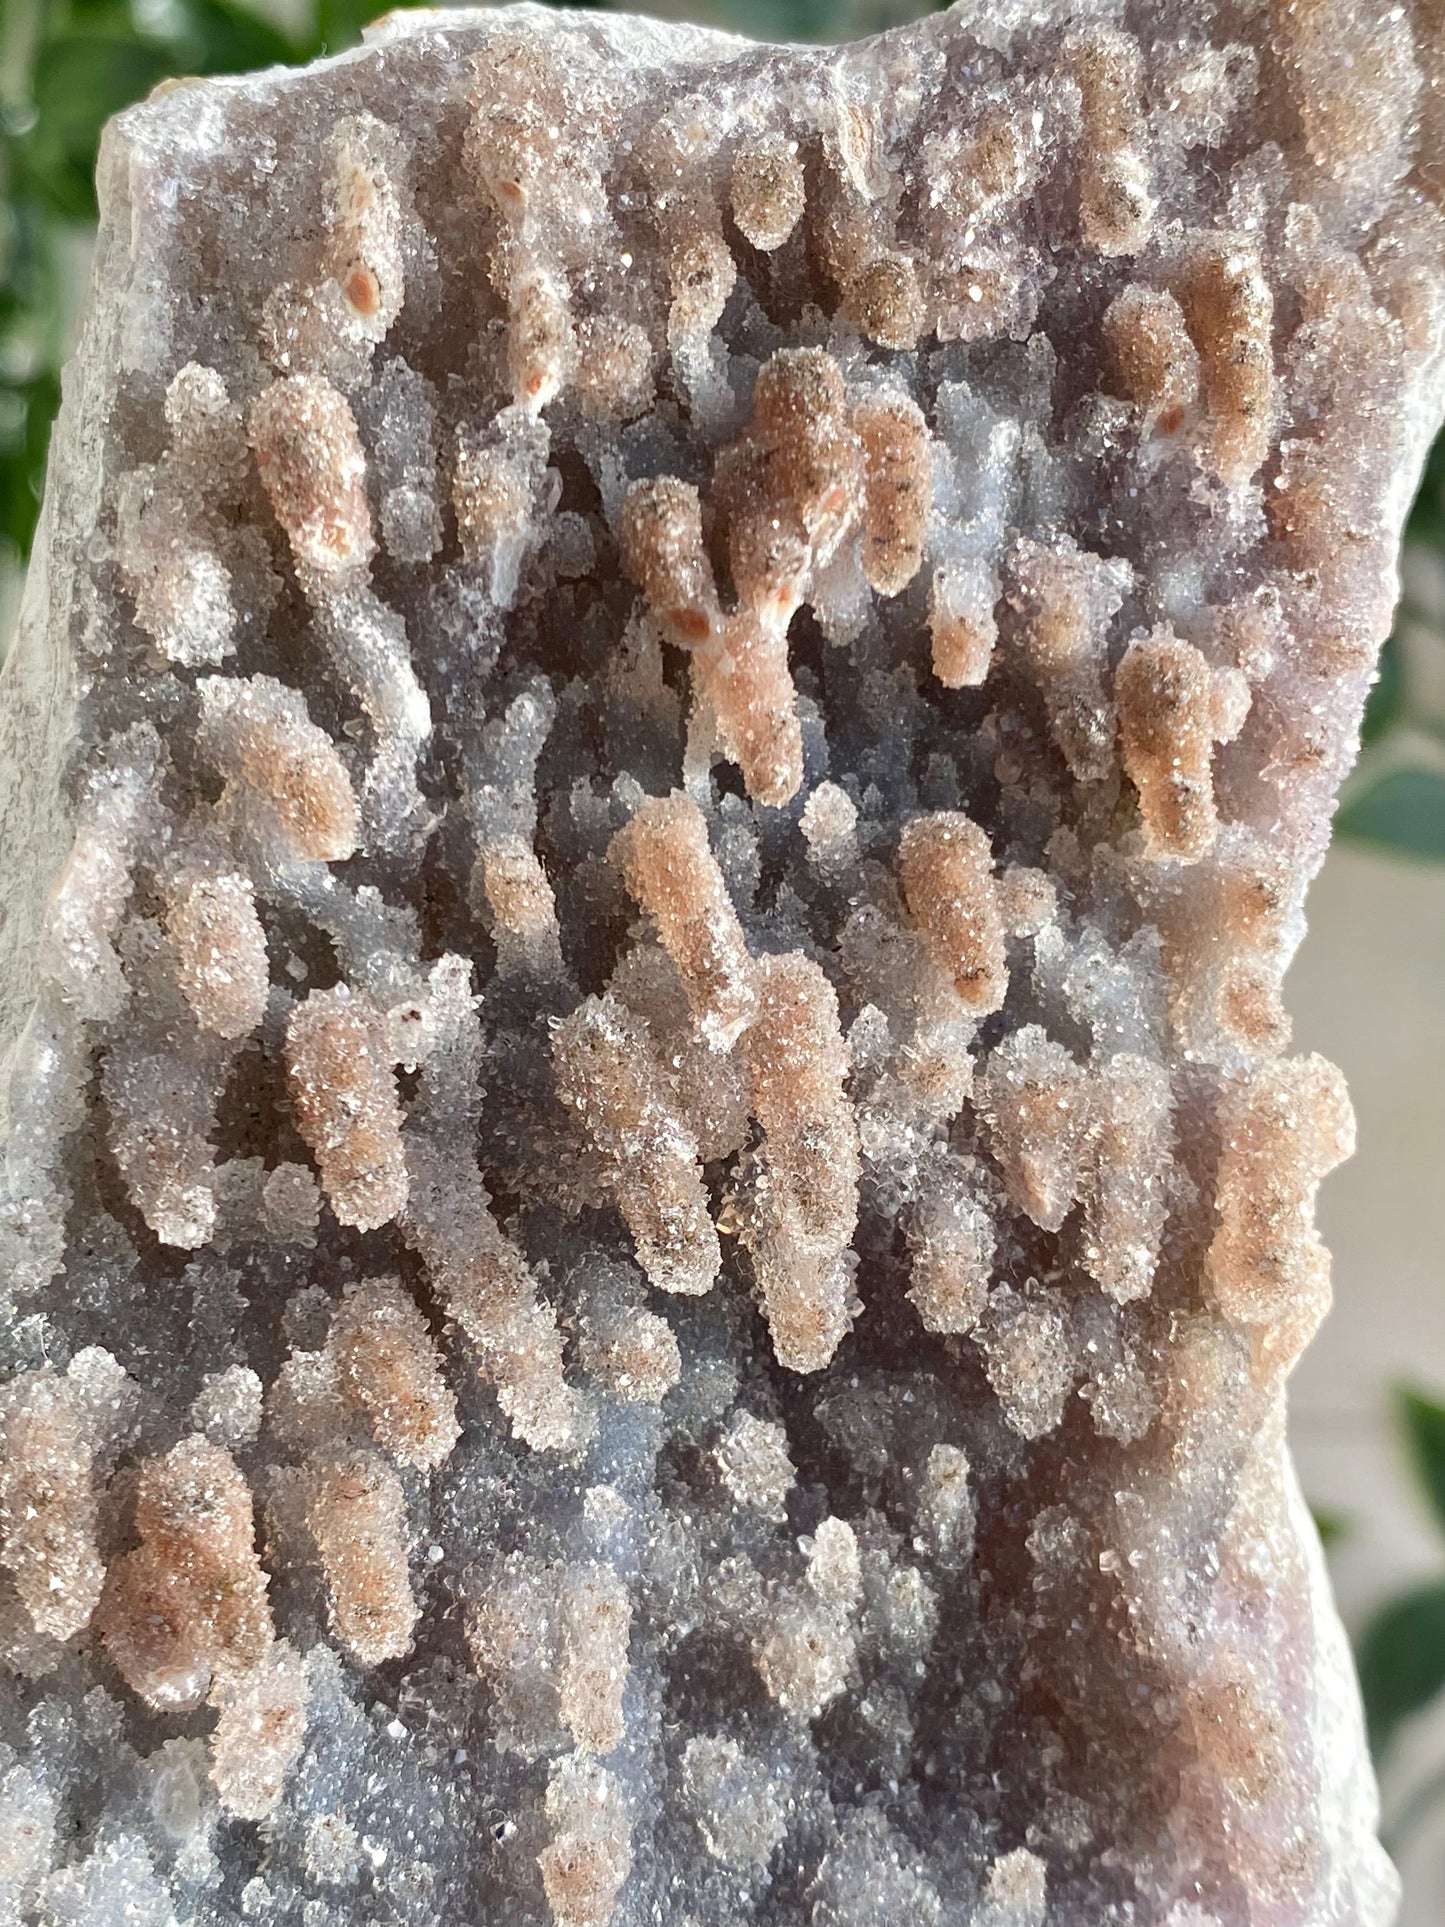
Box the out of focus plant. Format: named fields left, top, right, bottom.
left=1340, top=1386, right=1445, bottom=1901
left=1354, top=1386, right=1445, bottom=1862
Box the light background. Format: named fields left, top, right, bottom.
left=1291, top=843, right=1445, bottom=1924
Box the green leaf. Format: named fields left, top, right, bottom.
left=0, top=369, right=59, bottom=558
left=28, top=35, right=172, bottom=154
left=58, top=0, right=141, bottom=29
left=23, top=34, right=173, bottom=220
left=1310, top=1504, right=1348, bottom=1548
left=1408, top=426, right=1445, bottom=546
left=1398, top=1387, right=1445, bottom=1533
left=311, top=0, right=379, bottom=56
left=166, top=0, right=301, bottom=77
left=1360, top=634, right=1405, bottom=750
left=1336, top=766, right=1445, bottom=861
left=1358, top=1580, right=1445, bottom=1757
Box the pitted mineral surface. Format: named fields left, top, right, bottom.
left=0, top=2, right=1440, bottom=1921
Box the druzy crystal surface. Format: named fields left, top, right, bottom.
left=2, top=1, right=1442, bottom=1920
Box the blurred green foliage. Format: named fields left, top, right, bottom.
left=1337, top=766, right=1445, bottom=862
left=1310, top=1501, right=1348, bottom=1548
left=1360, top=1580, right=1445, bottom=1761
left=1358, top=1389, right=1445, bottom=1763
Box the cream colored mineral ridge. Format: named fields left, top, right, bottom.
left=0, top=0, right=1441, bottom=1921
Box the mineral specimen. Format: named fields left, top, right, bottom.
left=0, top=0, right=1438, bottom=1920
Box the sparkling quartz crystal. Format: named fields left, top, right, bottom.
left=0, top=2, right=1440, bottom=1921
